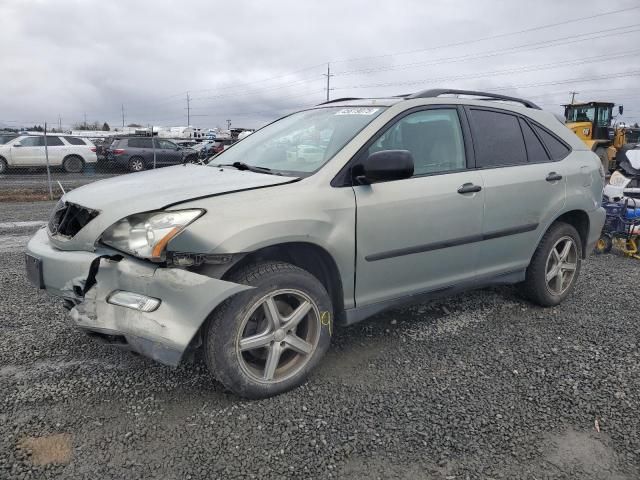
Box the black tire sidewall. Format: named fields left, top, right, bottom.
left=205, top=262, right=333, bottom=399
left=63, top=156, right=84, bottom=173
left=0, top=158, right=7, bottom=174
left=524, top=222, right=582, bottom=307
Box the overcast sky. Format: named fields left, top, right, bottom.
left=1, top=0, right=639, bottom=130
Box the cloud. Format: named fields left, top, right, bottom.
left=1, top=0, right=639, bottom=129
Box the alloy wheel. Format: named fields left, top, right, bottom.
left=236, top=289, right=321, bottom=383
left=545, top=236, right=578, bottom=295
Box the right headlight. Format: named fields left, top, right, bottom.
left=608, top=171, right=631, bottom=187
left=100, top=209, right=204, bottom=261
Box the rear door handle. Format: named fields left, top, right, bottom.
left=546, top=172, right=563, bottom=182
left=457, top=183, right=482, bottom=194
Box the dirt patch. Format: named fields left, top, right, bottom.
left=543, top=429, right=627, bottom=479
left=19, top=433, right=72, bottom=465
left=0, top=190, right=52, bottom=202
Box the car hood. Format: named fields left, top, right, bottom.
left=52, top=164, right=298, bottom=251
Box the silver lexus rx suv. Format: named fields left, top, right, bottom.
left=26, top=89, right=606, bottom=398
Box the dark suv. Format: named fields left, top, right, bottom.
left=107, top=137, right=197, bottom=172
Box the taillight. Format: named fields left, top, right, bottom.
left=90, top=147, right=97, bottom=152
left=112, top=149, right=125, bottom=155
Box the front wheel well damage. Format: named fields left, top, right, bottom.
left=222, top=242, right=345, bottom=316
left=185, top=242, right=345, bottom=360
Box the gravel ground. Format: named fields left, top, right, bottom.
left=1, top=202, right=640, bottom=479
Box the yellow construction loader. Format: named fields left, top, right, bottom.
left=563, top=101, right=625, bottom=172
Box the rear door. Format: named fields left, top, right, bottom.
left=466, top=107, right=568, bottom=277
left=43, top=136, right=66, bottom=165
left=353, top=106, right=485, bottom=306
left=10, top=136, right=41, bottom=166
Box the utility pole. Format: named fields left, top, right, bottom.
left=226, top=119, right=231, bottom=131
left=58, top=115, right=62, bottom=132
left=569, top=91, right=578, bottom=104
left=186, top=92, right=191, bottom=126
left=121, top=104, right=125, bottom=128
left=323, top=63, right=334, bottom=102
left=83, top=112, right=88, bottom=129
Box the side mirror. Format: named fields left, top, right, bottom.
left=13, top=142, right=22, bottom=147
left=619, top=105, right=624, bottom=115
left=354, top=150, right=414, bottom=184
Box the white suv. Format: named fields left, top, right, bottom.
left=0, top=135, right=97, bottom=173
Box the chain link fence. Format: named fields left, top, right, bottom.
left=0, top=127, right=247, bottom=201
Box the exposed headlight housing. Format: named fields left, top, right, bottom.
left=609, top=170, right=631, bottom=187
left=100, top=209, right=204, bottom=261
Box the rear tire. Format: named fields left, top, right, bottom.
left=0, top=157, right=7, bottom=174
left=522, top=222, right=582, bottom=307
left=128, top=157, right=145, bottom=172
left=204, top=261, right=333, bottom=399
left=63, top=155, right=84, bottom=173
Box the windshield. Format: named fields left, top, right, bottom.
left=209, top=106, right=386, bottom=174
left=565, top=106, right=595, bottom=123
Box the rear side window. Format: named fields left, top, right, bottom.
left=532, top=125, right=571, bottom=161
left=468, top=109, right=527, bottom=167
left=64, top=136, right=86, bottom=145
left=519, top=119, right=550, bottom=163
left=45, top=136, right=64, bottom=146
left=128, top=138, right=152, bottom=148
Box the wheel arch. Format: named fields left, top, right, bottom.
left=548, top=209, right=590, bottom=259
left=222, top=242, right=345, bottom=316
left=63, top=153, right=85, bottom=163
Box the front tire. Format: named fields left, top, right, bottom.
left=522, top=222, right=582, bottom=307
left=204, top=262, right=333, bottom=399
left=0, top=157, right=7, bottom=174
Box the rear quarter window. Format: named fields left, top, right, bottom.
left=63, top=136, right=87, bottom=146
left=468, top=109, right=527, bottom=167
left=519, top=119, right=550, bottom=163
left=532, top=124, right=571, bottom=161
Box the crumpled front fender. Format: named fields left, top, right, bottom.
left=69, top=256, right=252, bottom=366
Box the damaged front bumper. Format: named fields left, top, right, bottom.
left=26, top=228, right=250, bottom=366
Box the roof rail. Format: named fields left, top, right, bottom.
left=317, top=97, right=363, bottom=105
left=406, top=89, right=541, bottom=109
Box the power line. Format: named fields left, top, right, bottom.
left=329, top=5, right=640, bottom=65
left=333, top=24, right=640, bottom=76
left=335, top=50, right=640, bottom=91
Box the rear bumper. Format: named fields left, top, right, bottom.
left=26, top=228, right=250, bottom=366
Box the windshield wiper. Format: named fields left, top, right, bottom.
left=217, top=161, right=281, bottom=175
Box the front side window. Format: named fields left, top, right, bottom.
left=367, top=108, right=466, bottom=175
left=469, top=109, right=527, bottom=167
left=595, top=106, right=612, bottom=127
left=158, top=139, right=177, bottom=150
left=19, top=137, right=41, bottom=147
left=209, top=106, right=386, bottom=175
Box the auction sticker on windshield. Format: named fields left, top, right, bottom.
left=335, top=108, right=380, bottom=115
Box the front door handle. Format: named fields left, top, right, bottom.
left=546, top=172, right=563, bottom=182
left=457, top=183, right=482, bottom=194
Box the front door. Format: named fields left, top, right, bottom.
left=156, top=139, right=182, bottom=165
left=353, top=107, right=485, bottom=307
left=10, top=136, right=41, bottom=166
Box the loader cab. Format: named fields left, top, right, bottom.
left=564, top=102, right=614, bottom=142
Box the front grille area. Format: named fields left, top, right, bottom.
left=48, top=201, right=99, bottom=238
